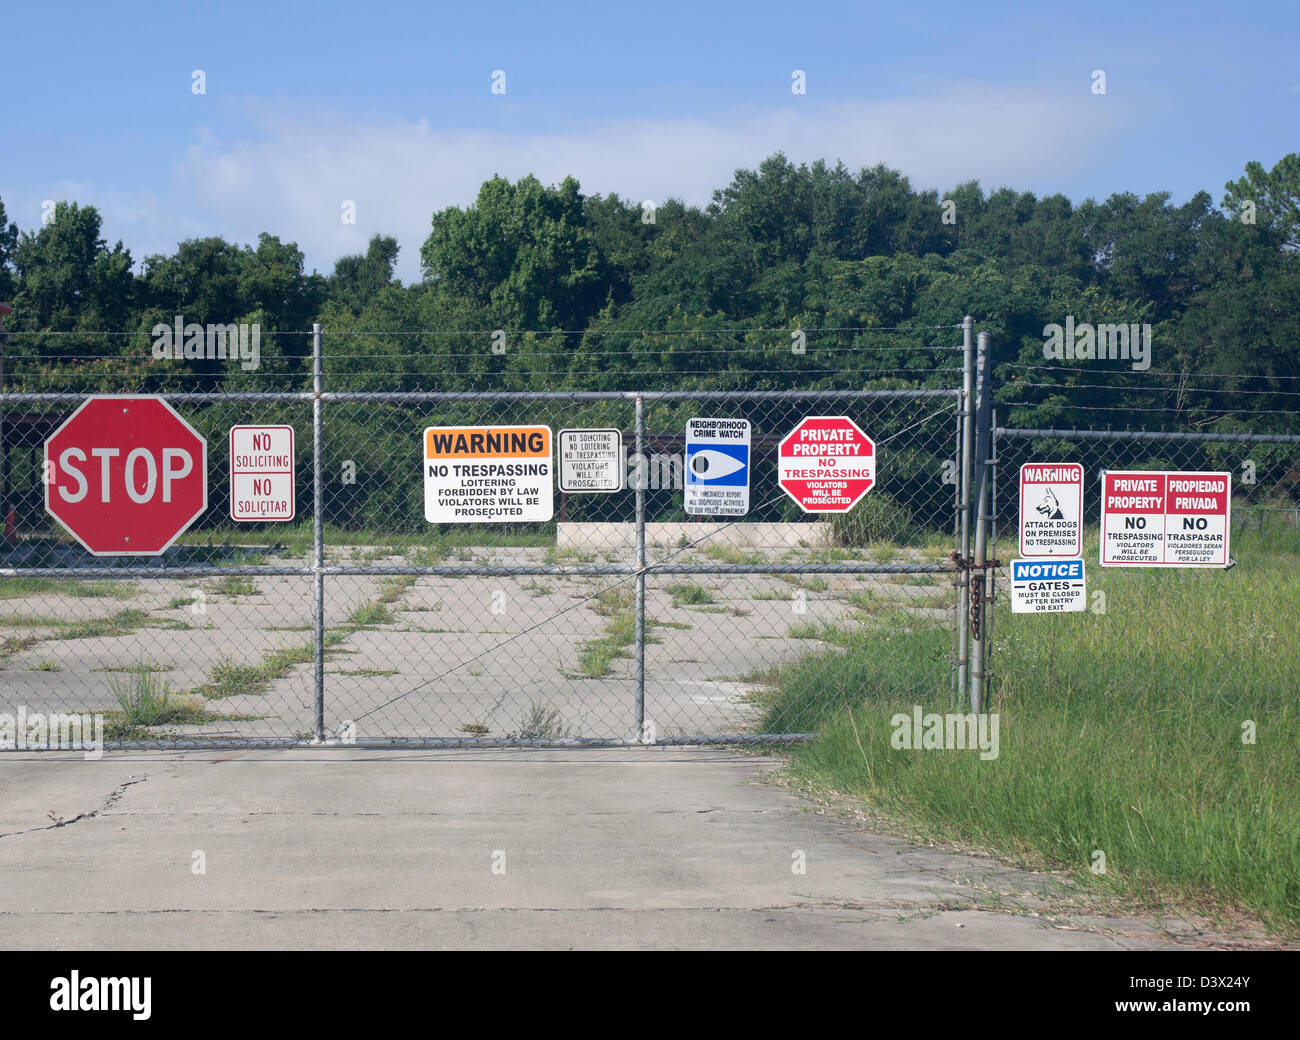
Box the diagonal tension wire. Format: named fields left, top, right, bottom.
left=332, top=403, right=956, bottom=737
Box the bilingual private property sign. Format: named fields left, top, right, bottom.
left=684, top=418, right=751, bottom=516
left=778, top=416, right=875, bottom=512
left=424, top=425, right=553, bottom=523
left=229, top=425, right=294, bottom=522
left=1100, top=470, right=1231, bottom=567
left=1009, top=558, right=1087, bottom=613
left=1018, top=462, right=1084, bottom=557
left=558, top=428, right=624, bottom=493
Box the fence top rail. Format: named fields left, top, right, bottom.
left=1, top=391, right=313, bottom=404
left=1, top=388, right=959, bottom=405
left=996, top=426, right=1300, bottom=445
left=322, top=389, right=960, bottom=402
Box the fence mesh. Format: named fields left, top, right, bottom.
left=990, top=426, right=1300, bottom=711
left=1, top=369, right=963, bottom=746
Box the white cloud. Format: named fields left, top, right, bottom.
left=151, top=84, right=1127, bottom=282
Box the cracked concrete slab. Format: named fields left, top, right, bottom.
left=0, top=748, right=1197, bottom=950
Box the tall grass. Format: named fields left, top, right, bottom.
left=772, top=528, right=1300, bottom=935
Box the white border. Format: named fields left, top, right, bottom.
left=44, top=395, right=208, bottom=556
left=557, top=427, right=624, bottom=493
left=776, top=415, right=875, bottom=514
left=1017, top=461, right=1084, bottom=558
left=229, top=424, right=296, bottom=522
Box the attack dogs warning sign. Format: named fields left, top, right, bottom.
left=424, top=425, right=553, bottom=523
left=1018, top=462, right=1084, bottom=557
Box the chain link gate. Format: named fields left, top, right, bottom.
left=1, top=325, right=978, bottom=750
left=988, top=424, right=1300, bottom=710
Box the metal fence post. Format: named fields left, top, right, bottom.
left=970, top=330, right=993, bottom=714
left=956, top=315, right=975, bottom=706
left=634, top=394, right=647, bottom=742
left=312, top=322, right=326, bottom=742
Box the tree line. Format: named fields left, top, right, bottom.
left=2, top=152, right=1297, bottom=431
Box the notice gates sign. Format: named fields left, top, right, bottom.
left=1009, top=558, right=1087, bottom=613
left=424, top=425, right=553, bottom=523
left=1100, top=470, right=1231, bottom=567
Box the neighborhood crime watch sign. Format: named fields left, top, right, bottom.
left=44, top=395, right=207, bottom=556
left=778, top=416, right=875, bottom=512
left=684, top=417, right=751, bottom=516
left=424, top=425, right=553, bottom=523
left=1018, top=462, right=1084, bottom=557
left=1101, top=470, right=1231, bottom=567
left=229, top=425, right=294, bottom=522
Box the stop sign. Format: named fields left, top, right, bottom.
left=778, top=415, right=875, bottom=512
left=45, top=396, right=208, bottom=555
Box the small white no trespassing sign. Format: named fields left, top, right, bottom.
left=559, top=428, right=624, bottom=493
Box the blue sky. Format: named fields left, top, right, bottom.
left=2, top=0, right=1296, bottom=282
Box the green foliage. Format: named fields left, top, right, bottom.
left=830, top=491, right=913, bottom=546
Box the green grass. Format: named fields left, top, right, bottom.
left=511, top=701, right=572, bottom=739
left=780, top=574, right=829, bottom=593
left=700, top=543, right=765, bottom=565
left=0, top=577, right=139, bottom=600
left=193, top=631, right=348, bottom=699
left=666, top=582, right=715, bottom=607
left=94, top=661, right=174, bottom=674
left=0, top=608, right=150, bottom=638
left=205, top=576, right=258, bottom=597
left=770, top=529, right=1300, bottom=937
left=348, top=601, right=395, bottom=627
left=28, top=659, right=61, bottom=671
left=107, top=673, right=211, bottom=737
left=574, top=609, right=637, bottom=678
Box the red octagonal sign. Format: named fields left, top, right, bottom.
left=45, top=396, right=208, bottom=555
left=778, top=415, right=875, bottom=512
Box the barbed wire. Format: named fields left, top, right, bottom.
left=1001, top=362, right=1300, bottom=381
left=1, top=322, right=965, bottom=338
left=1008, top=380, right=1300, bottom=398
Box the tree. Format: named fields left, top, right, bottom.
left=1222, top=152, right=1300, bottom=252
left=330, top=234, right=400, bottom=313
left=11, top=202, right=134, bottom=349
left=0, top=196, right=17, bottom=303
left=420, top=174, right=605, bottom=330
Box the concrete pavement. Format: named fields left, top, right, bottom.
left=0, top=748, right=1191, bottom=949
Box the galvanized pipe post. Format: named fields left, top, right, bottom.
left=634, top=394, right=647, bottom=742
left=312, top=323, right=326, bottom=741
left=970, top=331, right=992, bottom=715
left=956, top=315, right=974, bottom=707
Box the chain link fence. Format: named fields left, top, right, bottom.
left=0, top=329, right=968, bottom=748
left=989, top=424, right=1300, bottom=708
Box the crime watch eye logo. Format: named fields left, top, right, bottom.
left=688, top=449, right=746, bottom=480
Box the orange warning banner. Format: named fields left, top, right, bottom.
left=424, top=426, right=551, bottom=459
